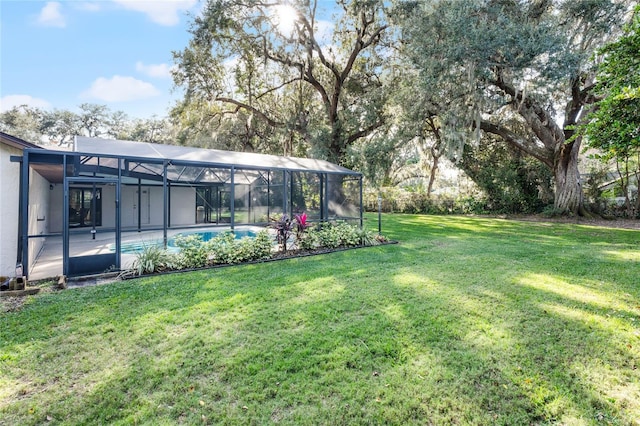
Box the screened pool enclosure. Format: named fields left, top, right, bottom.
left=18, top=137, right=363, bottom=278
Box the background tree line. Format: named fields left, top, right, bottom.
left=2, top=0, right=637, bottom=217
left=0, top=103, right=173, bottom=147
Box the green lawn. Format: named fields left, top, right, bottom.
left=1, top=214, right=639, bottom=425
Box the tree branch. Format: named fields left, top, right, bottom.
left=488, top=71, right=565, bottom=151
left=480, top=120, right=554, bottom=168
left=346, top=120, right=385, bottom=145
left=215, top=97, right=283, bottom=127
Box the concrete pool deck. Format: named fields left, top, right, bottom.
left=28, top=226, right=268, bottom=281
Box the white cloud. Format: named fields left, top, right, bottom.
left=0, top=95, right=51, bottom=112
left=112, top=0, right=197, bottom=26
left=81, top=75, right=160, bottom=102
left=36, top=2, right=66, bottom=28
left=135, top=61, right=174, bottom=79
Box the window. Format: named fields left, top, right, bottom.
left=69, top=187, right=102, bottom=227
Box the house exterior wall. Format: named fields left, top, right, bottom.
left=0, top=144, right=21, bottom=277
left=0, top=145, right=49, bottom=277
left=28, top=167, right=50, bottom=274
left=48, top=184, right=196, bottom=231
left=48, top=184, right=63, bottom=234
left=170, top=187, right=196, bottom=226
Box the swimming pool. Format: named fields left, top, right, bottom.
left=167, top=228, right=259, bottom=247
left=113, top=227, right=265, bottom=254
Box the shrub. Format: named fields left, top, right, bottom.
left=311, top=222, right=362, bottom=249
left=252, top=230, right=274, bottom=259
left=131, top=244, right=177, bottom=276
left=270, top=214, right=294, bottom=251
left=208, top=232, right=238, bottom=264
left=293, top=212, right=310, bottom=248
left=174, top=234, right=210, bottom=269
left=209, top=230, right=273, bottom=264
left=358, top=228, right=383, bottom=246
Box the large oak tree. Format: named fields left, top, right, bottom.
left=396, top=0, right=628, bottom=214
left=171, top=0, right=390, bottom=165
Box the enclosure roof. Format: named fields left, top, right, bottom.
left=74, top=137, right=360, bottom=175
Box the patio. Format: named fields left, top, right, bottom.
left=19, top=137, right=362, bottom=279
left=28, top=226, right=270, bottom=281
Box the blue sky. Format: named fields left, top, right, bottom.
left=1, top=1, right=200, bottom=119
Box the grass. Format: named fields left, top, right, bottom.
left=1, top=213, right=639, bottom=425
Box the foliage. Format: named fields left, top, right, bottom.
left=584, top=5, right=640, bottom=217
left=174, top=234, right=210, bottom=269
left=270, top=214, right=294, bottom=252
left=394, top=0, right=627, bottom=213
left=2, top=214, right=639, bottom=424
left=0, top=103, right=174, bottom=146
left=364, top=187, right=488, bottom=215
left=171, top=0, right=391, bottom=165
left=130, top=244, right=177, bottom=276
left=208, top=231, right=273, bottom=265
left=124, top=224, right=382, bottom=276
left=293, top=212, right=309, bottom=244
left=306, top=221, right=362, bottom=249
left=357, top=227, right=384, bottom=246
left=458, top=134, right=554, bottom=214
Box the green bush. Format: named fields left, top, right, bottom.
left=252, top=230, right=274, bottom=259
left=306, top=222, right=362, bottom=249
left=174, top=234, right=210, bottom=269
left=357, top=228, right=383, bottom=246
left=208, top=232, right=238, bottom=264
left=131, top=244, right=178, bottom=276
left=364, top=188, right=485, bottom=215
left=209, top=230, right=273, bottom=264
left=126, top=225, right=375, bottom=277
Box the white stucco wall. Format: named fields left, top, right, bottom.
left=48, top=184, right=63, bottom=233
left=170, top=187, right=196, bottom=226
left=48, top=184, right=196, bottom=231
left=28, top=168, right=50, bottom=273
left=0, top=144, right=22, bottom=277
left=121, top=185, right=196, bottom=227
left=148, top=186, right=165, bottom=226
left=0, top=145, right=49, bottom=277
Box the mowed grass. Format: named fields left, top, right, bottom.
left=1, top=214, right=639, bottom=425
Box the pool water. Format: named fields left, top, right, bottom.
left=113, top=228, right=262, bottom=254
left=168, top=229, right=258, bottom=247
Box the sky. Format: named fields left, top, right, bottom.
left=0, top=0, right=201, bottom=120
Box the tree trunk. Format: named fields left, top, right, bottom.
left=426, top=149, right=440, bottom=197
left=554, top=139, right=585, bottom=214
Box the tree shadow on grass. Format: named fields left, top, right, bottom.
left=1, top=215, right=639, bottom=424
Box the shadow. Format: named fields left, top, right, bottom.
left=2, top=214, right=639, bottom=424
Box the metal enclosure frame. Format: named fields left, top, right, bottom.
left=18, top=140, right=363, bottom=278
